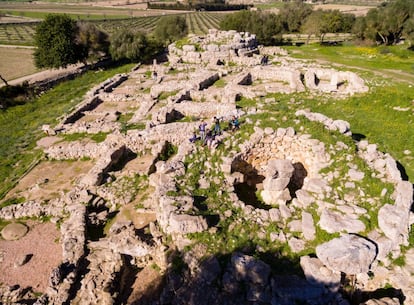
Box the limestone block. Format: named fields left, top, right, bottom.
left=319, top=209, right=365, bottom=234
left=378, top=203, right=410, bottom=246
left=316, top=234, right=377, bottom=275
left=300, top=256, right=341, bottom=290
left=168, top=214, right=208, bottom=234
left=1, top=223, right=28, bottom=240
left=231, top=252, right=270, bottom=285
left=302, top=211, right=316, bottom=240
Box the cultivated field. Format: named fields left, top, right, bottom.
left=0, top=46, right=37, bottom=81
left=313, top=4, right=374, bottom=16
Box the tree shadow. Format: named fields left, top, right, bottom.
left=351, top=287, right=405, bottom=305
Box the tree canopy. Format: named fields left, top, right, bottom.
left=279, top=1, right=313, bottom=33
left=154, top=15, right=188, bottom=45
left=76, top=22, right=110, bottom=63
left=34, top=14, right=83, bottom=69
left=354, top=0, right=414, bottom=45
left=109, top=29, right=162, bottom=62
left=34, top=14, right=109, bottom=69
left=220, top=10, right=283, bottom=46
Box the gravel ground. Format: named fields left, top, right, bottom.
left=0, top=221, right=62, bottom=293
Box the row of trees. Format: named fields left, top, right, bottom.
left=220, top=2, right=355, bottom=45
left=220, top=0, right=414, bottom=47
left=34, top=14, right=188, bottom=69
left=353, top=0, right=414, bottom=45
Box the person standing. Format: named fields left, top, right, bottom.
left=199, top=121, right=207, bottom=141
left=213, top=116, right=221, bottom=136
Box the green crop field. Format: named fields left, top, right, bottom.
left=0, top=11, right=225, bottom=45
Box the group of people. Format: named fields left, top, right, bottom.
left=189, top=115, right=240, bottom=148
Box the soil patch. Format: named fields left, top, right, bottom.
left=0, top=221, right=62, bottom=293
left=115, top=204, right=156, bottom=229
left=122, top=154, right=157, bottom=175
left=313, top=4, right=373, bottom=17
left=126, top=265, right=164, bottom=304
left=3, top=160, right=94, bottom=202
left=0, top=46, right=37, bottom=81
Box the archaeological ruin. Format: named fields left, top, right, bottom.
left=0, top=30, right=412, bottom=305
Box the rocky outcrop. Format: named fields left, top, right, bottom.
left=316, top=234, right=377, bottom=275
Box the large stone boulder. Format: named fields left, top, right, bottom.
left=378, top=181, right=413, bottom=247
left=319, top=209, right=366, bottom=234
left=300, top=256, right=341, bottom=291
left=1, top=223, right=28, bottom=240
left=261, top=159, right=294, bottom=205
left=231, top=252, right=270, bottom=285
left=316, top=234, right=377, bottom=275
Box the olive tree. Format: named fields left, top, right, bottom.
left=34, top=14, right=83, bottom=69
left=109, top=29, right=162, bottom=62
left=76, top=22, right=110, bottom=62
left=220, top=10, right=283, bottom=46
left=154, top=15, right=188, bottom=45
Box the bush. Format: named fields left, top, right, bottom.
left=0, top=82, right=36, bottom=109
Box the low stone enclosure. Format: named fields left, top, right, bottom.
left=0, top=30, right=413, bottom=305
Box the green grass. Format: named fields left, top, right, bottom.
left=258, top=44, right=414, bottom=182
left=158, top=90, right=179, bottom=100
left=61, top=131, right=108, bottom=143
left=0, top=63, right=134, bottom=199
left=213, top=78, right=226, bottom=88
left=287, top=44, right=414, bottom=82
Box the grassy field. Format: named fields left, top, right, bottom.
left=287, top=43, right=414, bottom=83
left=0, top=46, right=37, bottom=81
left=286, top=43, right=414, bottom=180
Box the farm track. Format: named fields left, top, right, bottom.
left=294, top=52, right=414, bottom=85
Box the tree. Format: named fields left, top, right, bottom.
left=76, top=22, right=110, bottom=62
left=352, top=16, right=368, bottom=41
left=34, top=14, right=84, bottom=69
left=109, top=29, right=162, bottom=62
left=302, top=9, right=355, bottom=44
left=154, top=15, right=188, bottom=45
left=403, top=17, right=414, bottom=48
left=220, top=10, right=251, bottom=33
left=302, top=10, right=324, bottom=43
left=220, top=10, right=283, bottom=46
left=358, top=0, right=414, bottom=45
left=279, top=1, right=312, bottom=33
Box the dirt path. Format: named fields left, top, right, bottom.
left=1, top=62, right=84, bottom=88
left=290, top=49, right=414, bottom=85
